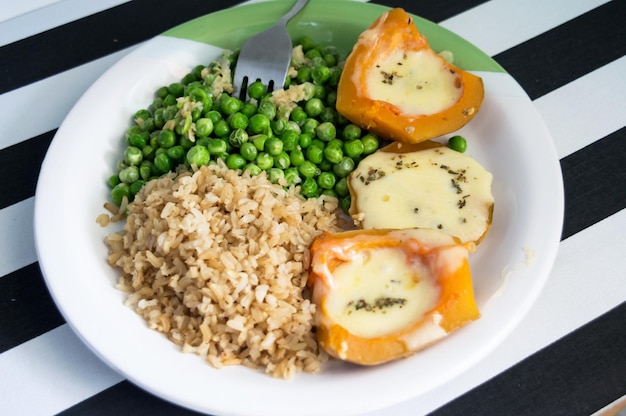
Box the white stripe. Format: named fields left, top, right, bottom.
left=0, top=0, right=131, bottom=46
left=534, top=55, right=626, bottom=158
left=0, top=325, right=123, bottom=416
left=440, top=0, right=610, bottom=57
left=0, top=198, right=37, bottom=277
left=0, top=46, right=138, bottom=152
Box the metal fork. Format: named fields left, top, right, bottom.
left=232, top=0, right=309, bottom=99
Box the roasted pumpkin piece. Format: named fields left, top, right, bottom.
left=308, top=228, right=479, bottom=366
left=348, top=140, right=494, bottom=245
left=336, top=8, right=484, bottom=144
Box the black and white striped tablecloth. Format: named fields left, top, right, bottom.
left=1, top=0, right=625, bottom=415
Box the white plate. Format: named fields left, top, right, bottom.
left=34, top=2, right=564, bottom=415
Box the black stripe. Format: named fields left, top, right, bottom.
left=0, top=263, right=65, bottom=353
left=58, top=381, right=205, bottom=416
left=0, top=0, right=246, bottom=95
left=0, top=130, right=54, bottom=210
left=429, top=301, right=626, bottom=416
left=493, top=0, right=626, bottom=100
left=373, top=0, right=490, bottom=23
left=560, top=126, right=626, bottom=240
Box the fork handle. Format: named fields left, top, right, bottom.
left=277, top=0, right=309, bottom=24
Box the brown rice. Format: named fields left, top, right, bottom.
left=104, top=163, right=341, bottom=378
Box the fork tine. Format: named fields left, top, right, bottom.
left=232, top=0, right=309, bottom=100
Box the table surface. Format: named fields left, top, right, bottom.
left=1, top=0, right=625, bottom=415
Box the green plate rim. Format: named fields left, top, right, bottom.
left=163, top=0, right=505, bottom=73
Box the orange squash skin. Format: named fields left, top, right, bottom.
left=336, top=8, right=484, bottom=144
left=308, top=229, right=480, bottom=366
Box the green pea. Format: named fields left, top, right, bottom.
left=319, top=107, right=338, bottom=124
left=326, top=91, right=337, bottom=107
left=167, top=145, right=185, bottom=161
left=256, top=152, right=274, bottom=170
left=313, top=85, right=327, bottom=100
left=239, top=141, right=258, bottom=161
left=280, top=129, right=299, bottom=151
left=284, top=167, right=302, bottom=185
left=298, top=133, right=313, bottom=148
left=195, top=118, right=214, bottom=137
left=108, top=174, right=120, bottom=188
left=257, top=100, right=277, bottom=120
left=139, top=162, right=153, bottom=181
left=207, top=138, right=228, bottom=155
left=306, top=145, right=324, bottom=164
left=274, top=151, right=291, bottom=170
left=284, top=120, right=301, bottom=134
left=175, top=114, right=192, bottom=135
left=153, top=108, right=166, bottom=129
left=290, top=149, right=305, bottom=167
left=186, top=145, right=210, bottom=167
left=300, top=177, right=319, bottom=197
left=182, top=72, right=198, bottom=85
left=304, top=98, right=324, bottom=117
left=129, top=180, right=145, bottom=196
left=319, top=158, right=333, bottom=172
left=168, top=82, right=184, bottom=97
left=205, top=110, right=222, bottom=124
left=305, top=48, right=322, bottom=60
left=111, top=183, right=131, bottom=206
left=270, top=118, right=288, bottom=135
left=119, top=165, right=139, bottom=184
left=154, top=153, right=173, bottom=173
left=448, top=135, right=468, bottom=153
left=124, top=146, right=143, bottom=166
left=334, top=177, right=349, bottom=197
left=344, top=139, right=364, bottom=159
left=247, top=81, right=267, bottom=100
left=317, top=171, right=336, bottom=189
left=264, top=136, right=283, bottom=156
left=333, top=156, right=355, bottom=178
left=311, top=66, right=330, bottom=85
left=220, top=96, right=243, bottom=115
left=361, top=133, right=380, bottom=155
left=342, top=124, right=361, bottom=141
left=340, top=195, right=351, bottom=214
left=297, top=67, right=312, bottom=83
left=229, top=128, right=249, bottom=148
left=157, top=129, right=177, bottom=148
left=241, top=102, right=258, bottom=118
left=298, top=160, right=318, bottom=178
left=328, top=66, right=342, bottom=87
left=156, top=86, right=169, bottom=99
left=267, top=168, right=285, bottom=184
left=290, top=106, right=307, bottom=123
left=162, top=94, right=177, bottom=107
left=142, top=144, right=155, bottom=160
left=228, top=112, right=249, bottom=130
left=180, top=135, right=195, bottom=150
left=316, top=121, right=336, bottom=141
left=298, top=35, right=316, bottom=51
left=249, top=113, right=271, bottom=135
left=311, top=138, right=325, bottom=149
left=213, top=119, right=231, bottom=137
left=226, top=153, right=246, bottom=170
left=244, top=163, right=262, bottom=177
left=252, top=134, right=269, bottom=152
left=323, top=145, right=343, bottom=164
left=323, top=54, right=338, bottom=67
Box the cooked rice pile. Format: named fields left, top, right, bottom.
left=105, top=163, right=340, bottom=378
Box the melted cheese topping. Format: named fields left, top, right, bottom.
left=364, top=49, right=462, bottom=116
left=350, top=145, right=494, bottom=243
left=324, top=246, right=439, bottom=339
